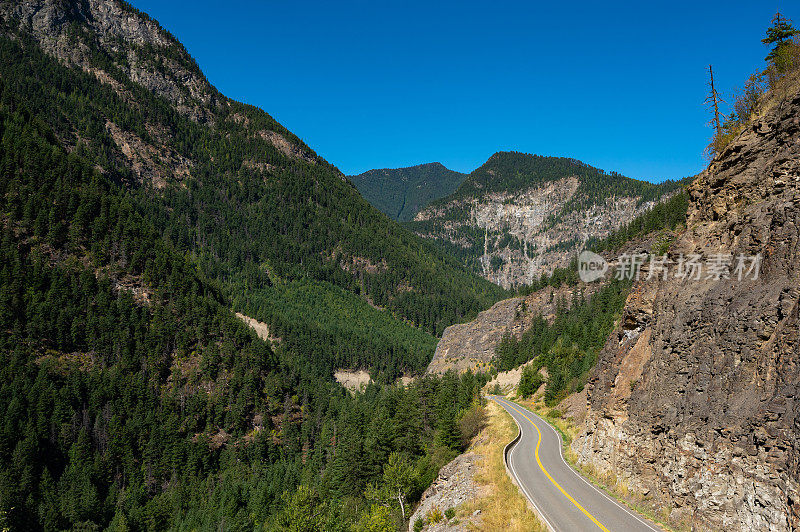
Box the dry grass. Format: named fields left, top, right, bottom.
left=460, top=401, right=545, bottom=532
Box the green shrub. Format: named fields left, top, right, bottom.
left=651, top=230, right=675, bottom=256
left=518, top=365, right=544, bottom=398
left=458, top=405, right=488, bottom=448
left=426, top=506, right=444, bottom=524
left=445, top=507, right=456, bottom=520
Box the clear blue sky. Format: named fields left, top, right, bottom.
left=130, top=0, right=798, bottom=182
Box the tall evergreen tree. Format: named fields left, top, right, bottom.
left=763, top=12, right=799, bottom=69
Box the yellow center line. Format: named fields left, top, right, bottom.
left=495, top=396, right=611, bottom=532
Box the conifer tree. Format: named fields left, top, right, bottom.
left=393, top=390, right=423, bottom=456
left=763, top=12, right=799, bottom=71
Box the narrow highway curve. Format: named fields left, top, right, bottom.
left=490, top=396, right=662, bottom=532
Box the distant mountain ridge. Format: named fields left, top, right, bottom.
left=348, top=162, right=467, bottom=221
left=404, top=151, right=684, bottom=288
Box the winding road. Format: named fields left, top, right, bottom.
left=490, top=396, right=661, bottom=532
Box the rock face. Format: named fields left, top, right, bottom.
left=411, top=166, right=674, bottom=289
left=573, top=84, right=800, bottom=530
left=0, top=0, right=217, bottom=121
left=427, top=284, right=591, bottom=374
left=408, top=452, right=484, bottom=532
left=0, top=0, right=321, bottom=186
left=426, top=298, right=521, bottom=374
left=332, top=369, right=372, bottom=392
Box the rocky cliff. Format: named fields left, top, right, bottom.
left=407, top=152, right=681, bottom=289
left=1, top=0, right=216, bottom=122
left=573, top=80, right=800, bottom=530
left=0, top=0, right=322, bottom=183
left=427, top=283, right=591, bottom=374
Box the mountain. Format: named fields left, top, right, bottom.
left=0, top=1, right=502, bottom=529
left=0, top=0, right=506, bottom=350
left=406, top=151, right=685, bottom=288
left=572, top=74, right=800, bottom=529
left=348, top=162, right=468, bottom=222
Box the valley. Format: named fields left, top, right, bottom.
left=0, top=1, right=798, bottom=531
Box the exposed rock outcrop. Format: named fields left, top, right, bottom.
left=413, top=175, right=664, bottom=288
left=333, top=369, right=372, bottom=393
left=573, top=82, right=800, bottom=530
left=427, top=284, right=593, bottom=374
left=408, top=451, right=484, bottom=532
left=426, top=297, right=521, bottom=374
left=235, top=312, right=281, bottom=346
left=1, top=0, right=217, bottom=121
left=483, top=359, right=543, bottom=395
left=0, top=0, right=321, bottom=187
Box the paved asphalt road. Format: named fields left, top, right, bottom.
left=491, top=396, right=661, bottom=532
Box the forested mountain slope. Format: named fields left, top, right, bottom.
left=0, top=0, right=505, bottom=529
left=406, top=151, right=686, bottom=287
left=348, top=162, right=467, bottom=222
left=0, top=0, right=505, bottom=356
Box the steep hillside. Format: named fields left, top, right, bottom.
left=0, top=1, right=505, bottom=529
left=407, top=152, right=683, bottom=288
left=426, top=283, right=592, bottom=375
left=349, top=162, right=467, bottom=222
left=573, top=74, right=800, bottom=530
left=0, top=87, right=296, bottom=530
left=0, top=0, right=505, bottom=354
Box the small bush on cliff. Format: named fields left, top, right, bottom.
left=426, top=507, right=444, bottom=524
left=651, top=229, right=676, bottom=255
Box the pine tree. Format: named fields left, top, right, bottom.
left=393, top=390, right=423, bottom=456
left=326, top=410, right=365, bottom=498
left=434, top=407, right=462, bottom=451
left=762, top=12, right=799, bottom=70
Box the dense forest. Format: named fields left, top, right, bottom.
left=0, top=2, right=505, bottom=530
left=0, top=8, right=506, bottom=353
left=0, top=80, right=489, bottom=530
left=0, top=0, right=747, bottom=528
left=348, top=162, right=467, bottom=222
left=232, top=279, right=438, bottom=383
left=494, top=279, right=632, bottom=404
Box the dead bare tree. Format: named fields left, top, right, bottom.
left=705, top=64, right=724, bottom=138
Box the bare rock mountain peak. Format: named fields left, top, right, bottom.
left=2, top=0, right=216, bottom=119
left=0, top=0, right=322, bottom=189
